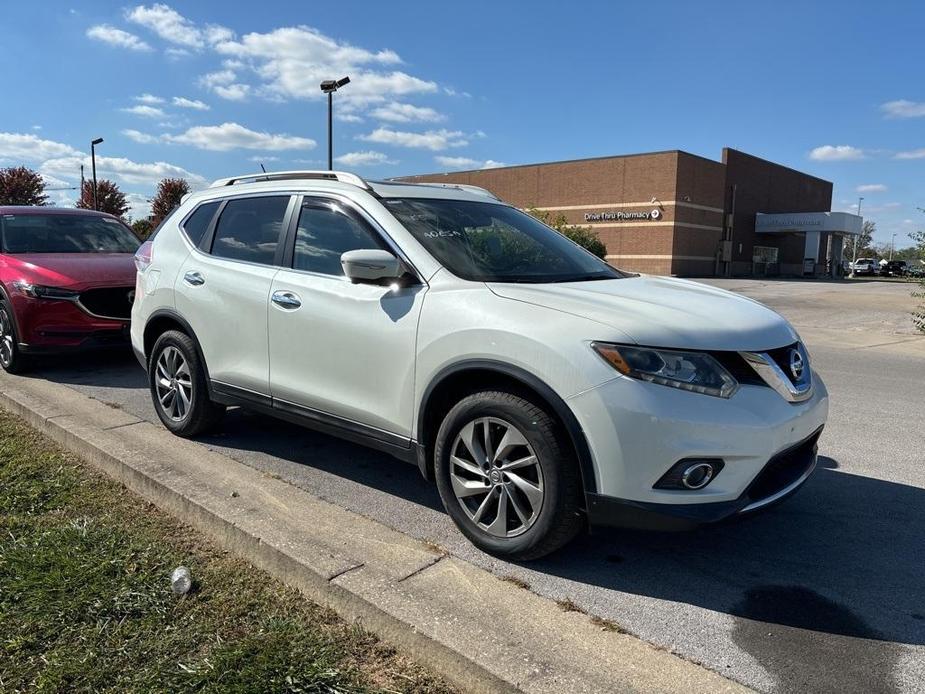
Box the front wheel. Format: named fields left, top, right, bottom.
left=0, top=301, right=30, bottom=374
left=434, top=390, right=584, bottom=560
left=149, top=330, right=225, bottom=437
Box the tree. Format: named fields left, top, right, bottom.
left=150, top=177, right=190, bottom=227
left=76, top=179, right=129, bottom=219
left=849, top=220, right=876, bottom=270
left=0, top=166, right=48, bottom=206
left=911, top=225, right=925, bottom=334
left=132, top=218, right=154, bottom=239
left=526, top=208, right=607, bottom=259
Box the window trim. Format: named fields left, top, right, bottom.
left=195, top=193, right=298, bottom=268
left=178, top=200, right=221, bottom=248
left=280, top=193, right=425, bottom=285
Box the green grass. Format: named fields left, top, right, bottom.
left=0, top=409, right=451, bottom=693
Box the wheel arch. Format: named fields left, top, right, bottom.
left=143, top=309, right=212, bottom=390
left=416, top=360, right=598, bottom=498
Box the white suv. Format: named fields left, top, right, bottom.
left=131, top=171, right=829, bottom=559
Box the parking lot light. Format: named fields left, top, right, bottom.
left=320, top=76, right=350, bottom=171
left=90, top=137, right=103, bottom=211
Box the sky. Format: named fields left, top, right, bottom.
left=0, top=1, right=922, bottom=246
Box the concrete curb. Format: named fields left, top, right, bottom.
left=0, top=372, right=750, bottom=693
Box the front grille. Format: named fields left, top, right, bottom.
left=78, top=286, right=134, bottom=320
left=765, top=343, right=801, bottom=386
left=745, top=429, right=821, bottom=503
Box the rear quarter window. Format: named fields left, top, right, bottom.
left=181, top=201, right=221, bottom=247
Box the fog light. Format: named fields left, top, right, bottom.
left=681, top=462, right=715, bottom=489
left=654, top=458, right=725, bottom=490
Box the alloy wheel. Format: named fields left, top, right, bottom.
left=154, top=346, right=193, bottom=422
left=449, top=416, right=545, bottom=538
left=0, top=308, right=14, bottom=368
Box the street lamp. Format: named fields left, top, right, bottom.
left=891, top=233, right=897, bottom=260
left=90, top=137, right=104, bottom=211
left=320, top=76, right=350, bottom=170
left=850, top=196, right=864, bottom=277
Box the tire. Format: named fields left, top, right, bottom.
left=0, top=300, right=31, bottom=374
left=148, top=330, right=225, bottom=437
left=434, top=389, right=584, bottom=560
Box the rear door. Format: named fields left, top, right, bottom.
left=267, top=195, right=426, bottom=438
left=175, top=194, right=295, bottom=399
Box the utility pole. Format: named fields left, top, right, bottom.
left=90, top=137, right=103, bottom=211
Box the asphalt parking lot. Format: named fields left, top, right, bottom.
left=19, top=278, right=925, bottom=693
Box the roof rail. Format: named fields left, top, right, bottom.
left=208, top=170, right=371, bottom=190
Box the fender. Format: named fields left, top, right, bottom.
left=0, top=282, right=24, bottom=343
left=143, top=308, right=215, bottom=398
left=416, top=359, right=598, bottom=495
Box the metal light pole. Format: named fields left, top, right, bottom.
left=319, top=76, right=350, bottom=170
left=90, top=138, right=103, bottom=211
left=890, top=233, right=897, bottom=260
left=850, top=196, right=863, bottom=277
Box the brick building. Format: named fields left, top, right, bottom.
left=395, top=148, right=862, bottom=277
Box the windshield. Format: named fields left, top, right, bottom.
left=383, top=198, right=624, bottom=283
left=0, top=213, right=140, bottom=254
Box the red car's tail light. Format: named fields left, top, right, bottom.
left=134, top=240, right=154, bottom=272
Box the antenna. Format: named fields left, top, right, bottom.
left=260, top=163, right=267, bottom=173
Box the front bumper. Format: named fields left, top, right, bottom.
left=586, top=426, right=821, bottom=530
left=568, top=367, right=829, bottom=524
left=10, top=293, right=130, bottom=350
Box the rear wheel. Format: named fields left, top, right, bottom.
left=149, top=330, right=225, bottom=437
left=434, top=390, right=584, bottom=560
left=0, top=301, right=30, bottom=374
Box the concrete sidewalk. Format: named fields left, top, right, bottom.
left=0, top=372, right=748, bottom=694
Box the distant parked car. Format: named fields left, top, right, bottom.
left=880, top=260, right=908, bottom=277
left=907, top=263, right=925, bottom=278
left=851, top=258, right=878, bottom=276
left=0, top=207, right=140, bottom=373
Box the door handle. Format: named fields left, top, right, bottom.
left=271, top=290, right=302, bottom=309
left=184, top=271, right=205, bottom=286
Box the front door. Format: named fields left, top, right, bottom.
left=268, top=197, right=426, bottom=438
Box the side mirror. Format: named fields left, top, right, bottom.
left=341, top=249, right=402, bottom=284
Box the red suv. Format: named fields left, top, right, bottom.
left=0, top=206, right=140, bottom=373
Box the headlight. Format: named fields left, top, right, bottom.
left=591, top=342, right=738, bottom=398
left=11, top=281, right=80, bottom=300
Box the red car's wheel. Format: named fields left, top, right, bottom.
left=0, top=300, right=30, bottom=374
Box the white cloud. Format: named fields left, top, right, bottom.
left=214, top=83, right=250, bottom=101
left=135, top=93, right=165, bottom=105
left=126, top=3, right=204, bottom=48
left=247, top=155, right=280, bottom=162
left=122, top=104, right=166, bottom=118
left=359, top=128, right=467, bottom=151
left=880, top=99, right=925, bottom=119
left=162, top=122, right=316, bottom=151
left=894, top=148, right=925, bottom=160
left=210, top=25, right=436, bottom=106
left=434, top=156, right=507, bottom=170
left=41, top=154, right=206, bottom=188
left=198, top=69, right=251, bottom=100
left=856, top=183, right=887, bottom=193
left=86, top=24, right=152, bottom=51
left=370, top=102, right=444, bottom=123
left=809, top=145, right=865, bottom=161
left=122, top=129, right=159, bottom=144
left=172, top=96, right=210, bottom=110
left=336, top=113, right=364, bottom=124
left=334, top=150, right=396, bottom=167
left=165, top=47, right=191, bottom=59
left=0, top=132, right=81, bottom=162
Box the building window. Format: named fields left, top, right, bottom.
left=752, top=246, right=779, bottom=263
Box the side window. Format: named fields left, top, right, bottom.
left=211, top=196, right=290, bottom=265
left=293, top=202, right=386, bottom=276
left=181, top=201, right=220, bottom=247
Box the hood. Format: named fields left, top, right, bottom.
left=1, top=253, right=136, bottom=290
left=487, top=275, right=798, bottom=351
